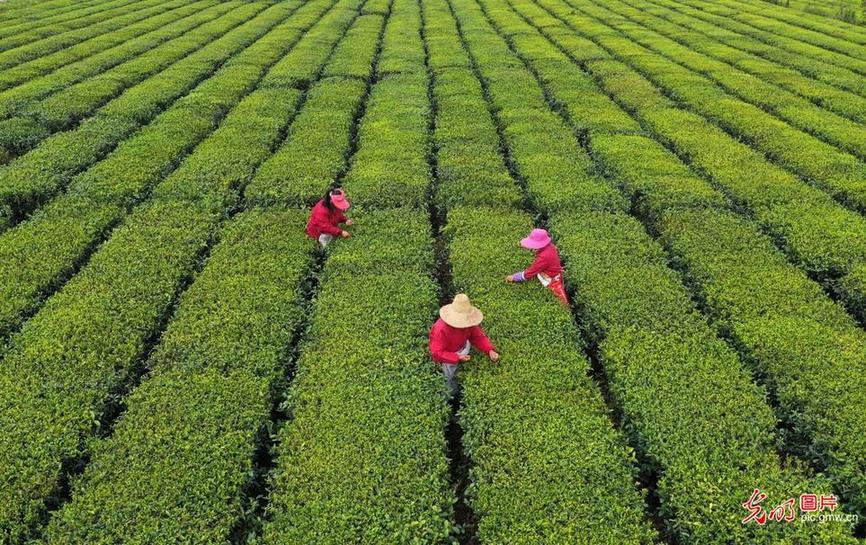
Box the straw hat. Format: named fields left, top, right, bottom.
left=440, top=293, right=484, bottom=328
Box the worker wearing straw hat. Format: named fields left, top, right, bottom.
left=505, top=228, right=569, bottom=306
left=429, top=294, right=499, bottom=394
left=306, top=187, right=352, bottom=248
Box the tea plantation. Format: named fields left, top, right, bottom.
left=0, top=0, right=865, bottom=542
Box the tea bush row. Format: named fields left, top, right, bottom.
left=611, top=0, right=866, bottom=124
left=0, top=0, right=226, bottom=95
left=0, top=1, right=244, bottom=157
left=0, top=0, right=170, bottom=70
left=0, top=0, right=366, bottom=537
left=35, top=8, right=394, bottom=539
left=425, top=0, right=656, bottom=539
left=534, top=0, right=866, bottom=292
left=0, top=1, right=277, bottom=225
left=505, top=0, right=866, bottom=521
left=645, top=0, right=866, bottom=99
left=0, top=0, right=144, bottom=51
left=263, top=2, right=455, bottom=539
left=455, top=0, right=854, bottom=541
left=0, top=0, right=334, bottom=338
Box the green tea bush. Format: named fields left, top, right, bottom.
left=593, top=1, right=866, bottom=153
left=454, top=0, right=856, bottom=540
left=40, top=369, right=272, bottom=545
left=0, top=115, right=136, bottom=223
left=150, top=209, right=312, bottom=379
left=0, top=0, right=125, bottom=43
left=553, top=212, right=853, bottom=544
left=0, top=0, right=198, bottom=91
left=0, top=8, right=335, bottom=337
left=494, top=0, right=866, bottom=527
left=248, top=10, right=385, bottom=205
left=0, top=0, right=90, bottom=24
left=433, top=67, right=524, bottom=209
left=377, top=0, right=425, bottom=75
left=263, top=225, right=453, bottom=544
left=323, top=14, right=384, bottom=78
left=0, top=0, right=155, bottom=58
left=0, top=1, right=283, bottom=224
left=422, top=0, right=471, bottom=71
left=0, top=0, right=165, bottom=68
left=659, top=209, right=866, bottom=514
left=0, top=200, right=214, bottom=543
left=446, top=207, right=656, bottom=544
left=0, top=1, right=242, bottom=120
left=322, top=208, right=435, bottom=277
left=0, top=117, right=50, bottom=158
left=709, top=0, right=866, bottom=59
left=647, top=0, right=866, bottom=96
left=610, top=0, right=866, bottom=125
left=565, top=0, right=866, bottom=210
left=727, top=0, right=866, bottom=41
left=37, top=209, right=313, bottom=544
left=260, top=4, right=362, bottom=90
left=263, top=4, right=455, bottom=539
left=455, top=1, right=624, bottom=215
left=385, top=0, right=427, bottom=56
left=0, top=0, right=372, bottom=531
left=248, top=78, right=367, bottom=206
left=668, top=0, right=866, bottom=75
left=36, top=0, right=264, bottom=124
left=343, top=72, right=432, bottom=207
left=361, top=0, right=390, bottom=15
left=529, top=0, right=866, bottom=285
left=424, top=15, right=651, bottom=537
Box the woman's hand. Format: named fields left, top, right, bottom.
left=345, top=219, right=353, bottom=226
left=488, top=350, right=500, bottom=363
left=341, top=230, right=351, bottom=238
left=458, top=354, right=471, bottom=362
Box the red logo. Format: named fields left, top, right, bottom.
left=742, top=489, right=838, bottom=525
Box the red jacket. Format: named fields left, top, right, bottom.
left=429, top=318, right=495, bottom=364
left=520, top=243, right=563, bottom=280
left=306, top=200, right=348, bottom=239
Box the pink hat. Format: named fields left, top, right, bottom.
left=330, top=189, right=350, bottom=211
left=520, top=228, right=551, bottom=250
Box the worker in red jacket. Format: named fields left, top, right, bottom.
left=429, top=293, right=499, bottom=395
left=306, top=187, right=352, bottom=248
left=505, top=228, right=569, bottom=305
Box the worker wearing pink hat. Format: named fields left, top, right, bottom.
left=306, top=187, right=352, bottom=248
left=505, top=228, right=569, bottom=305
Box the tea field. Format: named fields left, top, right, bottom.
left=1, top=0, right=866, bottom=543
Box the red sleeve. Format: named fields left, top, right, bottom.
left=337, top=211, right=349, bottom=224
left=312, top=206, right=343, bottom=236
left=429, top=325, right=460, bottom=364
left=469, top=326, right=495, bottom=353
left=522, top=252, right=547, bottom=280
